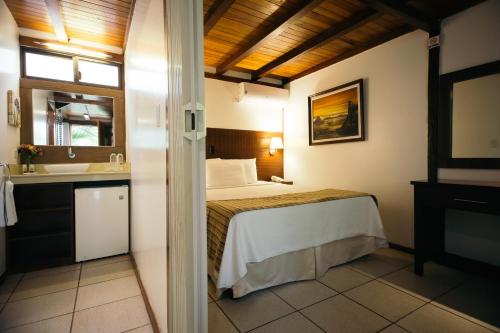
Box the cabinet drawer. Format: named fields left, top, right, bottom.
left=14, top=183, right=73, bottom=211
left=445, top=187, right=500, bottom=214
left=9, top=208, right=73, bottom=239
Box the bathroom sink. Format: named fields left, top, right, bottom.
left=45, top=164, right=90, bottom=174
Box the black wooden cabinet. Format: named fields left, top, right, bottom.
left=412, top=180, right=500, bottom=276
left=7, top=183, right=75, bottom=273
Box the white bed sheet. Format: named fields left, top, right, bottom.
left=207, top=182, right=388, bottom=289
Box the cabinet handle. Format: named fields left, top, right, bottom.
left=453, top=198, right=488, bottom=204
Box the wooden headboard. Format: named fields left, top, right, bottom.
left=206, top=128, right=284, bottom=181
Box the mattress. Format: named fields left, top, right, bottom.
left=207, top=182, right=388, bottom=290
left=207, top=182, right=386, bottom=289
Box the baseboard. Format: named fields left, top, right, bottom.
left=388, top=242, right=415, bottom=254
left=130, top=254, right=160, bottom=333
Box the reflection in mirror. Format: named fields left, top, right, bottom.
left=32, top=90, right=114, bottom=147
left=452, top=73, right=500, bottom=158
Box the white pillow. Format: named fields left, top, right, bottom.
left=223, top=158, right=258, bottom=184
left=206, top=159, right=247, bottom=188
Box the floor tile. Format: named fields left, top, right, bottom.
left=76, top=275, right=141, bottom=311
left=271, top=279, right=337, bottom=309
left=72, top=295, right=150, bottom=333
left=380, top=262, right=469, bottom=301
left=379, top=325, right=408, bottom=333
left=208, top=302, right=238, bottom=333
left=125, top=324, right=155, bottom=333
left=79, top=259, right=135, bottom=286
left=301, top=294, right=390, bottom=333
left=0, top=289, right=76, bottom=330
left=317, top=266, right=372, bottom=292
left=250, top=312, right=323, bottom=333
left=344, top=280, right=425, bottom=321
left=348, top=255, right=400, bottom=278
left=433, top=275, right=500, bottom=329
left=208, top=293, right=213, bottom=303
left=217, top=289, right=294, bottom=332
left=374, top=248, right=414, bottom=268
left=0, top=314, right=72, bottom=333
left=82, top=255, right=130, bottom=268
left=398, top=304, right=492, bottom=333
left=3, top=274, right=23, bottom=285
left=10, top=270, right=80, bottom=301
left=24, top=264, right=81, bottom=279
left=0, top=281, right=18, bottom=303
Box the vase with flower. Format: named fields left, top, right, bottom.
left=18, top=144, right=43, bottom=174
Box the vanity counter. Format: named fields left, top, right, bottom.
left=9, top=163, right=131, bottom=185
left=11, top=171, right=130, bottom=185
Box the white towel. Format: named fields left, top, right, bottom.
left=0, top=176, right=17, bottom=227
left=5, top=180, right=17, bottom=226
left=0, top=179, right=5, bottom=227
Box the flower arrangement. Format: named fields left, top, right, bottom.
left=18, top=144, right=43, bottom=173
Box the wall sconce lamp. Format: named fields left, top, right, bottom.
left=270, top=137, right=284, bottom=156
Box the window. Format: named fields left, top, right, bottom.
left=70, top=125, right=99, bottom=146
left=78, top=60, right=119, bottom=87
left=25, top=52, right=74, bottom=82
left=23, top=49, right=121, bottom=88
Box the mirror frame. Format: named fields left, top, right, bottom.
left=20, top=78, right=126, bottom=164
left=438, top=60, right=500, bottom=169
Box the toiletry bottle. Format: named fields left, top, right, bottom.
left=110, top=153, right=117, bottom=171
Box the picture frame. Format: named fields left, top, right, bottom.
left=308, top=79, right=365, bottom=145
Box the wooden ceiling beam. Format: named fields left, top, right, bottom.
left=286, top=25, right=414, bottom=82
left=252, top=8, right=380, bottom=80
left=205, top=72, right=283, bottom=88
left=215, top=0, right=324, bottom=74
left=44, top=0, right=68, bottom=42
left=358, top=0, right=436, bottom=32
left=204, top=0, right=236, bottom=36
left=52, top=95, right=114, bottom=107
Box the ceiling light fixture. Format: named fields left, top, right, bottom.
left=43, top=42, right=111, bottom=59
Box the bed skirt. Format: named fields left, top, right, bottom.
left=208, top=235, right=387, bottom=298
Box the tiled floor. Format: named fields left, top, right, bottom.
left=0, top=255, right=153, bottom=333
left=208, top=248, right=500, bottom=333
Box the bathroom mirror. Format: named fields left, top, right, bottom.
left=439, top=60, right=500, bottom=168
left=32, top=89, right=114, bottom=147
left=20, top=78, right=125, bottom=163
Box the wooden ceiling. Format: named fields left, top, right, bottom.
left=4, top=0, right=134, bottom=49
left=203, top=0, right=486, bottom=85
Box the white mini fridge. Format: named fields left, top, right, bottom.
left=75, top=186, right=129, bottom=262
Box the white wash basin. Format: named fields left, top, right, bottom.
left=45, top=164, right=90, bottom=174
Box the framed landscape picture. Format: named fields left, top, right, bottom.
left=308, top=79, right=365, bottom=145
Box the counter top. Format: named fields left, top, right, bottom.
left=9, top=163, right=131, bottom=184
left=11, top=171, right=130, bottom=184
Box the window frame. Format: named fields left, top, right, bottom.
left=21, top=47, right=123, bottom=90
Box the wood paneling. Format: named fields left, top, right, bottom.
left=4, top=0, right=133, bottom=49
left=20, top=78, right=126, bottom=164
left=206, top=128, right=284, bottom=181
left=203, top=0, right=479, bottom=83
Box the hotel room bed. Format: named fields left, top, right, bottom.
left=206, top=181, right=388, bottom=298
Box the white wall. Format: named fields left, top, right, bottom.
left=285, top=30, right=428, bottom=248
left=125, top=0, right=168, bottom=330
left=0, top=0, right=20, bottom=277
left=438, top=0, right=500, bottom=265
left=205, top=78, right=283, bottom=132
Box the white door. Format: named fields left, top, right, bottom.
left=165, top=0, right=207, bottom=332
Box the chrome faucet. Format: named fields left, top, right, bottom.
left=68, top=147, right=76, bottom=159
